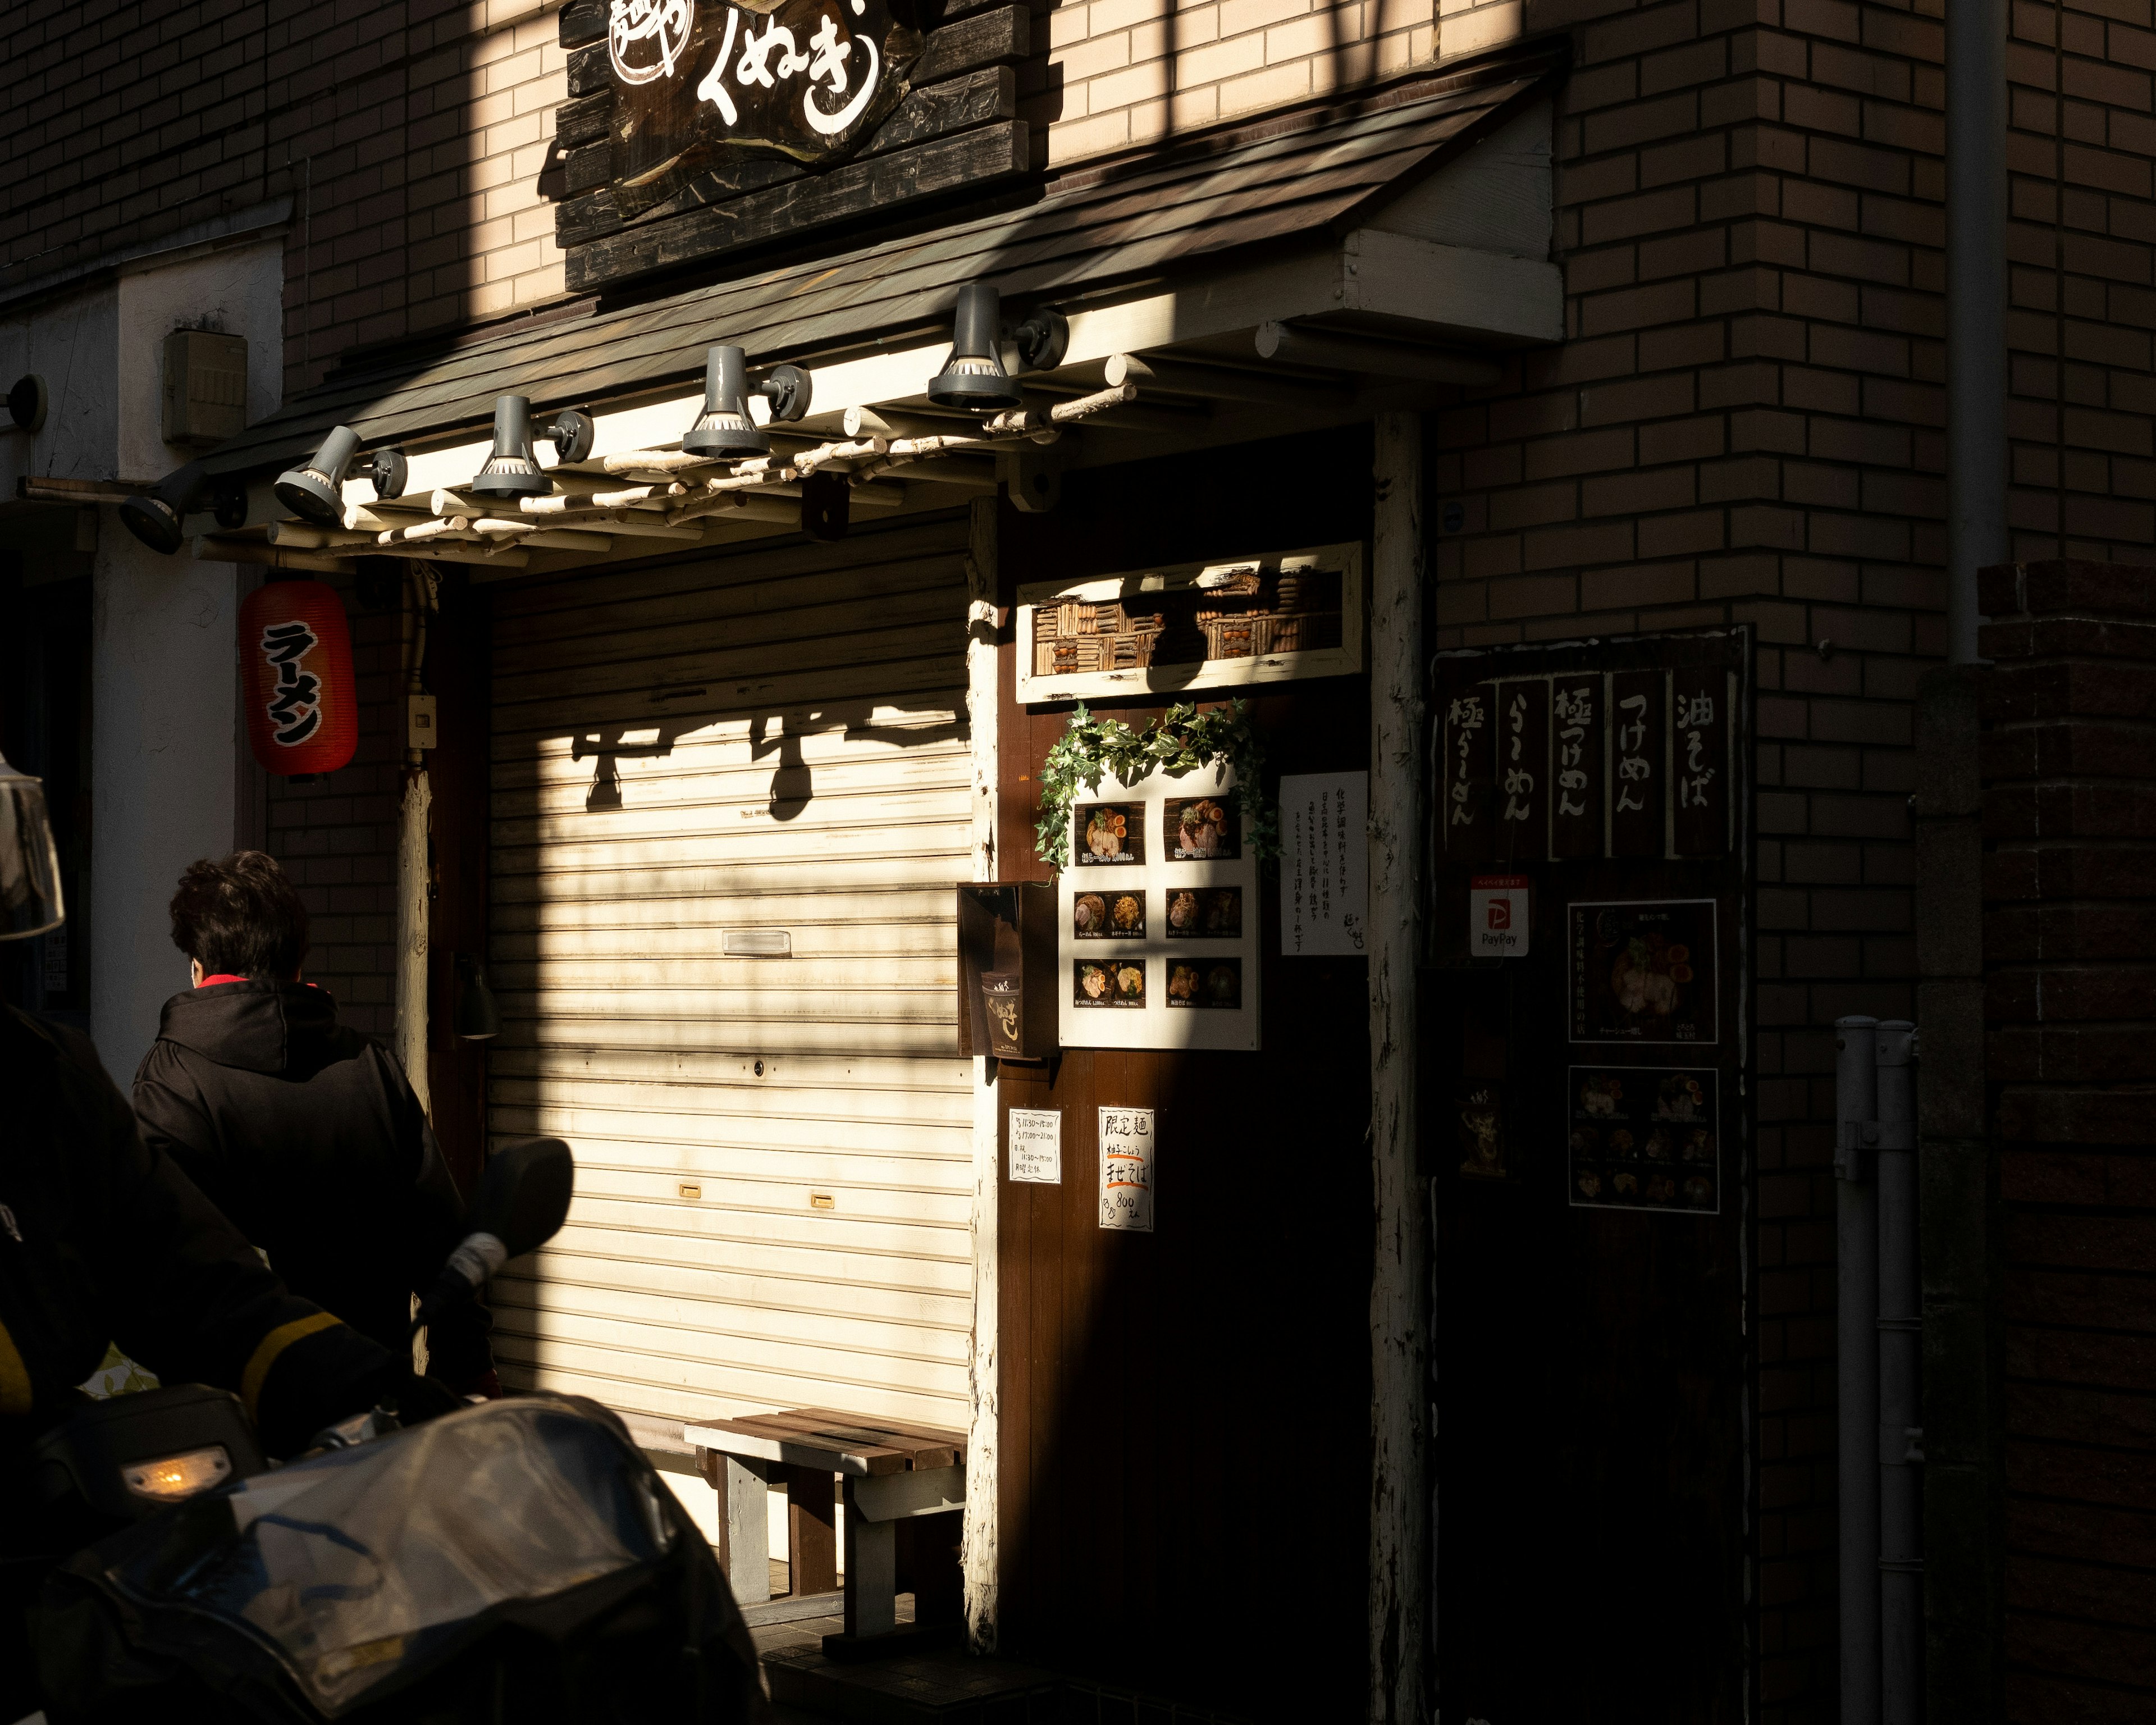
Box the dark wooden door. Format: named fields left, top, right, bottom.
left=1426, top=632, right=1752, bottom=1724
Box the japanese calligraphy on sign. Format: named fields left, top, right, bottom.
left=1431, top=649, right=1737, bottom=864
left=1098, top=1107, right=1155, bottom=1231
left=259, top=622, right=323, bottom=747
left=609, top=0, right=922, bottom=218
left=1281, top=771, right=1368, bottom=956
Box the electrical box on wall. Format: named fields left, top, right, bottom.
left=161, top=330, right=249, bottom=447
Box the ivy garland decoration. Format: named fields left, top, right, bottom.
left=1034, top=699, right=1278, bottom=873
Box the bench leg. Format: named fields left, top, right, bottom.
left=842, top=1478, right=896, bottom=1639
left=714, top=1454, right=770, bottom=1604
left=785, top=1464, right=838, bottom=1597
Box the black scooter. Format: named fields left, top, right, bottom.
left=25, top=1140, right=767, bottom=1725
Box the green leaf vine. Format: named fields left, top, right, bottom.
left=1033, top=699, right=1277, bottom=873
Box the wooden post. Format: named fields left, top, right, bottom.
left=1368, top=410, right=1426, bottom=1724
left=394, top=564, right=436, bottom=1115
left=961, top=494, right=1002, bottom=1653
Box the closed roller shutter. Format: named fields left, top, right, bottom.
left=485, top=513, right=975, bottom=1435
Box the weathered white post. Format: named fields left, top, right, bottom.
left=394, top=562, right=437, bottom=1114
left=1368, top=410, right=1426, bottom=1723
left=961, top=494, right=1002, bottom=1653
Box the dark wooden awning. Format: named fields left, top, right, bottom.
left=202, top=42, right=1565, bottom=488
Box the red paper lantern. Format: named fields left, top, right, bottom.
left=239, top=580, right=357, bottom=774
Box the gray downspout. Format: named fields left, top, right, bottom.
left=1837, top=1016, right=1882, bottom=1725
left=1877, top=1023, right=1923, bottom=1725
left=1945, top=0, right=2009, bottom=663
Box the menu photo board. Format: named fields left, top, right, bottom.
left=1058, top=766, right=1260, bottom=1051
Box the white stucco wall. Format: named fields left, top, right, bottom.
left=0, top=235, right=284, bottom=1073
left=88, top=545, right=240, bottom=1069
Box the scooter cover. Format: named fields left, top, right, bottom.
left=36, top=1393, right=766, bottom=1722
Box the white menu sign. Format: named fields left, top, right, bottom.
left=1008, top=1108, right=1062, bottom=1184
left=1280, top=771, right=1368, bottom=956
left=1098, top=1106, right=1155, bottom=1232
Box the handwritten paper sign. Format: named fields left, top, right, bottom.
left=1098, top=1107, right=1155, bottom=1232
left=1008, top=1108, right=1062, bottom=1184
left=1281, top=771, right=1368, bottom=956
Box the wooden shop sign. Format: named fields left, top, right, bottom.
left=608, top=0, right=922, bottom=217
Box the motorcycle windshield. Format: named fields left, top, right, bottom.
left=105, top=1397, right=676, bottom=1714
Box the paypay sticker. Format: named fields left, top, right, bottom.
left=1469, top=874, right=1532, bottom=958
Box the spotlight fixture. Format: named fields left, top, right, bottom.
left=926, top=285, right=1070, bottom=413
left=682, top=346, right=812, bottom=459
left=454, top=952, right=502, bottom=1041
left=118, top=463, right=212, bottom=555
left=275, top=428, right=411, bottom=524
left=468, top=397, right=596, bottom=499
left=7, top=375, right=47, bottom=433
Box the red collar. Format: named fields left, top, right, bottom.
left=197, top=974, right=250, bottom=988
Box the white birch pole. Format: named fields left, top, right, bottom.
left=961, top=495, right=1002, bottom=1653
left=1368, top=410, right=1427, bottom=1723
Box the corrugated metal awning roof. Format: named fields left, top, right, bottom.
left=205, top=45, right=1561, bottom=477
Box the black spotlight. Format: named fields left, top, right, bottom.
left=469, top=396, right=550, bottom=500
left=682, top=346, right=813, bottom=459
left=469, top=398, right=594, bottom=498
left=7, top=375, right=47, bottom=433
left=928, top=284, right=1021, bottom=412
left=454, top=952, right=502, bottom=1041
left=118, top=463, right=212, bottom=555
left=275, top=426, right=362, bottom=524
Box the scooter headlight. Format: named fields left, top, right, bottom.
left=122, top=1444, right=234, bottom=1501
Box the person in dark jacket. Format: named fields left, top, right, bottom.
left=1, top=749, right=448, bottom=1718
left=131, top=851, right=496, bottom=1396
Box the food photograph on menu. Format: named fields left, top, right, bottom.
left=1166, top=957, right=1241, bottom=1009
left=1565, top=1066, right=1719, bottom=1213
left=1074, top=959, right=1147, bottom=1007
left=1073, top=890, right=1145, bottom=939
left=1074, top=802, right=1145, bottom=865
left=1165, top=886, right=1242, bottom=938
left=1569, top=899, right=1719, bottom=1043
left=1164, top=793, right=1240, bottom=860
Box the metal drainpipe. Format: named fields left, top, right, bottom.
left=1945, top=0, right=2008, bottom=664
left=1835, top=1015, right=1882, bottom=1725
left=1876, top=1021, right=1924, bottom=1724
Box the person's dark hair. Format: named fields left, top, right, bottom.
left=168, top=851, right=309, bottom=978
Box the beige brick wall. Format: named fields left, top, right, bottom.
left=1034, top=0, right=1440, bottom=165
left=0, top=0, right=570, bottom=397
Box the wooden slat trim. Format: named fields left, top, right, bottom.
left=556, top=187, right=623, bottom=247
left=911, top=4, right=1030, bottom=84
left=559, top=0, right=607, bottom=47
left=565, top=121, right=1031, bottom=293
left=567, top=40, right=612, bottom=97
left=865, top=65, right=1017, bottom=159
left=555, top=92, right=613, bottom=152
left=563, top=139, right=613, bottom=199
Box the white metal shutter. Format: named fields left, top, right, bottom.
left=485, top=514, right=974, bottom=1435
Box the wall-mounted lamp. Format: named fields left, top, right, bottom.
left=7, top=375, right=46, bottom=433
left=454, top=952, right=501, bottom=1041
left=118, top=463, right=213, bottom=555
left=927, top=285, right=1069, bottom=412
left=468, top=397, right=596, bottom=500
left=275, top=427, right=409, bottom=525
left=682, top=346, right=812, bottom=459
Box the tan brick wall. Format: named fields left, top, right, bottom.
left=0, top=0, right=568, bottom=397
left=1034, top=0, right=1438, bottom=165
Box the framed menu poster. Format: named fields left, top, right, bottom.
left=1059, top=766, right=1261, bottom=1051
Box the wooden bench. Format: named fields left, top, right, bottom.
left=686, top=1407, right=967, bottom=1649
